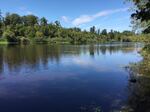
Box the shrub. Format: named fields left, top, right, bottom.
left=3, top=30, right=18, bottom=43
left=19, top=37, right=30, bottom=44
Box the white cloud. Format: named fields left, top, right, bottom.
left=19, top=6, right=26, bottom=11
left=26, top=11, right=33, bottom=15
left=61, top=16, right=69, bottom=23
left=72, top=8, right=128, bottom=26
left=19, top=6, right=33, bottom=15
left=72, top=58, right=109, bottom=72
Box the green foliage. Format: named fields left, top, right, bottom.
left=19, top=37, right=30, bottom=44
left=22, top=15, right=38, bottom=26
left=101, top=29, right=107, bottom=35
left=90, top=26, right=96, bottom=33
left=0, top=10, right=140, bottom=44
left=36, top=31, right=44, bottom=38
left=129, top=0, right=150, bottom=33
left=4, top=13, right=21, bottom=26
left=3, top=29, right=18, bottom=42
left=40, top=17, right=48, bottom=26
left=54, top=20, right=61, bottom=27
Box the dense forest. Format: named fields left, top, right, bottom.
left=0, top=1, right=150, bottom=44
left=0, top=10, right=140, bottom=44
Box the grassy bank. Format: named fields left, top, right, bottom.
left=0, top=38, right=8, bottom=44
left=0, top=41, right=8, bottom=44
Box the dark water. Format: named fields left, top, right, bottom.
left=0, top=43, right=142, bottom=112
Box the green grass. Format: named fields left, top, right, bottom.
left=0, top=41, right=8, bottom=44
left=0, top=38, right=8, bottom=44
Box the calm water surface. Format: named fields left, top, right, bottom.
left=0, top=43, right=142, bottom=112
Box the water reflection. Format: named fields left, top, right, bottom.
left=0, top=43, right=142, bottom=112
left=0, top=43, right=142, bottom=75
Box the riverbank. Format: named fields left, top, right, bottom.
left=0, top=38, right=8, bottom=44
left=1, top=33, right=150, bottom=45
left=0, top=41, right=8, bottom=44
left=125, top=44, right=150, bottom=112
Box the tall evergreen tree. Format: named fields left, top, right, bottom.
left=40, top=17, right=48, bottom=26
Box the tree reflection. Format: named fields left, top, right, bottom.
left=0, top=45, right=4, bottom=74
left=0, top=43, right=137, bottom=75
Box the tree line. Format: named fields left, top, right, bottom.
left=0, top=10, right=137, bottom=44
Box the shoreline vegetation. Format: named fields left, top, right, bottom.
left=0, top=10, right=150, bottom=45
left=124, top=1, right=150, bottom=109
left=124, top=44, right=150, bottom=112
left=0, top=0, right=150, bottom=111
left=125, top=0, right=150, bottom=82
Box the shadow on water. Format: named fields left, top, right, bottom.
left=0, top=43, right=144, bottom=112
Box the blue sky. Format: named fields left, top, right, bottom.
left=0, top=0, right=132, bottom=31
